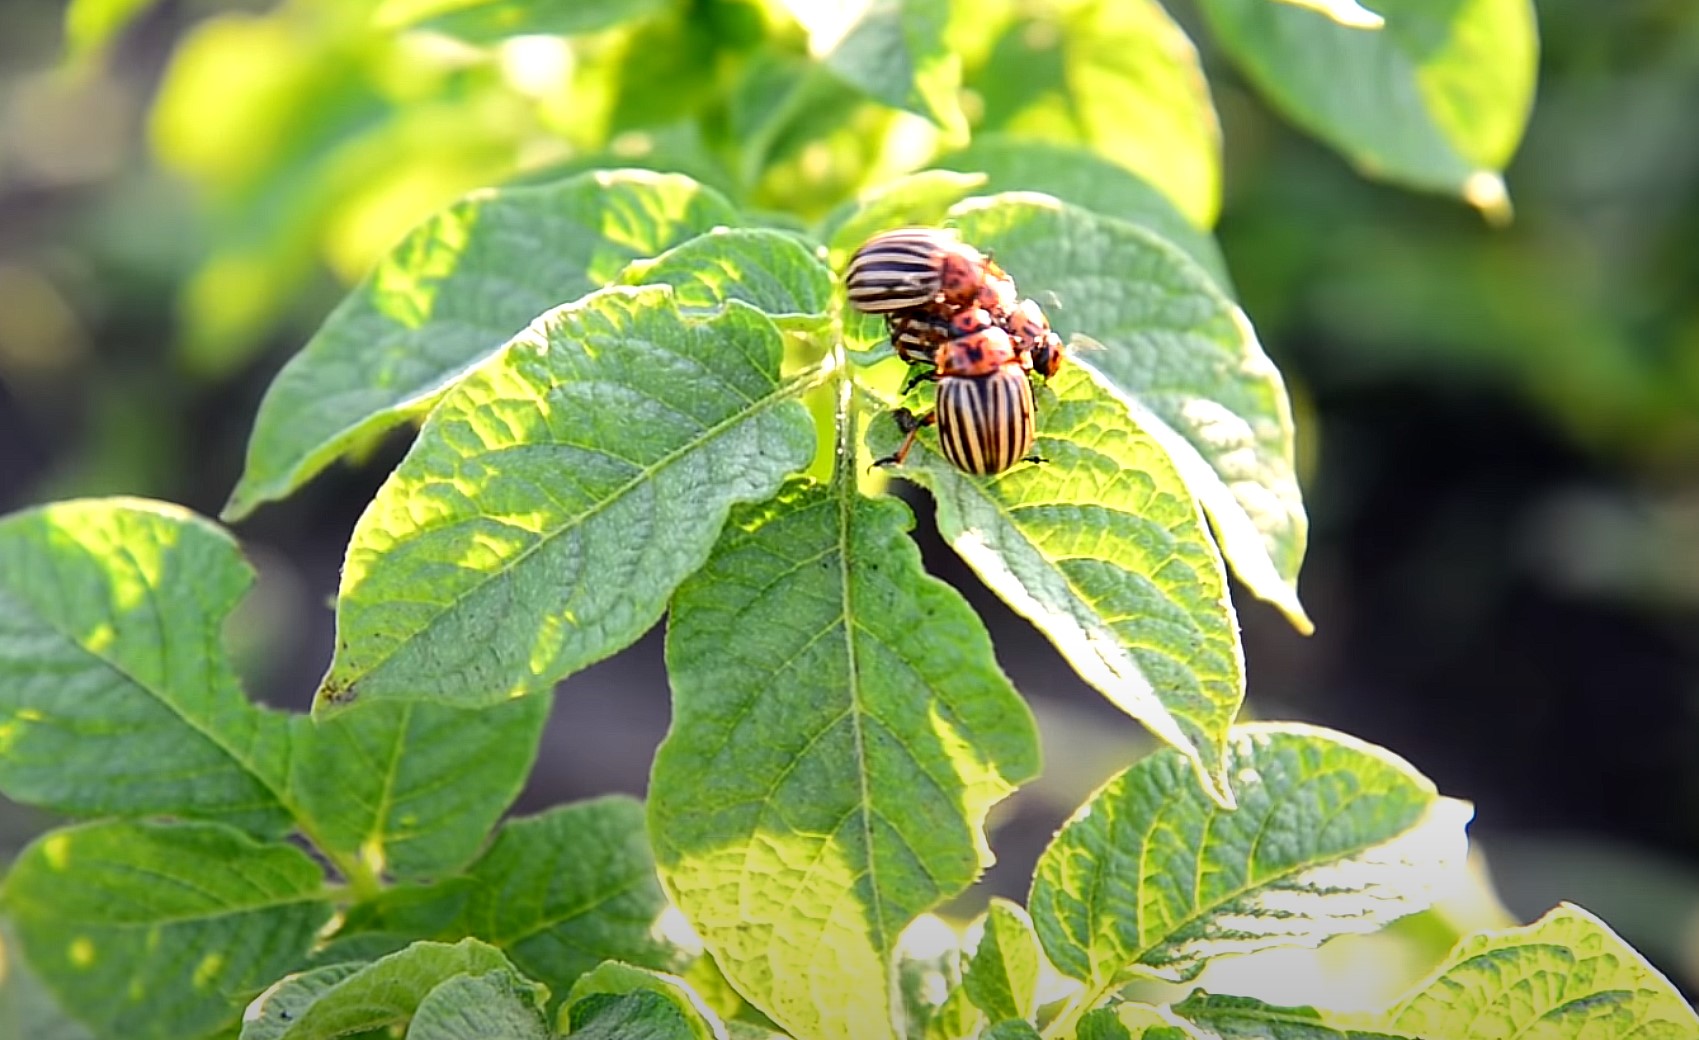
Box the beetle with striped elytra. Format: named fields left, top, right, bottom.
left=846, top=227, right=1066, bottom=475
left=844, top=227, right=1017, bottom=315
left=872, top=308, right=1040, bottom=476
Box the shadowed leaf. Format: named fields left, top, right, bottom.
left=4, top=820, right=332, bottom=1040
left=0, top=499, right=291, bottom=833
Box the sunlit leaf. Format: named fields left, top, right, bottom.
left=618, top=227, right=835, bottom=328
left=0, top=498, right=291, bottom=834
left=651, top=479, right=1041, bottom=1040
left=374, top=0, right=667, bottom=42
left=948, top=194, right=1310, bottom=631
left=314, top=287, right=815, bottom=712
left=1195, top=0, right=1537, bottom=217
left=3, top=820, right=332, bottom=1040
left=984, top=1022, right=1042, bottom=1040
left=923, top=987, right=982, bottom=1040
left=287, top=696, right=550, bottom=880
left=869, top=364, right=1242, bottom=805
left=1029, top=725, right=1469, bottom=1003
left=963, top=900, right=1042, bottom=1026
left=932, top=138, right=1231, bottom=291
left=1387, top=903, right=1699, bottom=1040
left=793, top=0, right=968, bottom=140
left=225, top=171, right=739, bottom=521
left=265, top=939, right=543, bottom=1039
left=973, top=0, right=1221, bottom=227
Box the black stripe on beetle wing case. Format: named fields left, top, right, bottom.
left=936, top=366, right=1034, bottom=475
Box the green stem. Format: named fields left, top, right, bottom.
left=1042, top=982, right=1111, bottom=1040
left=832, top=344, right=858, bottom=491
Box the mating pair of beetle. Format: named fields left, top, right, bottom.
left=846, top=228, right=1066, bottom=475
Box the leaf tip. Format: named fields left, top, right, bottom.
left=219, top=488, right=256, bottom=525
left=1464, top=171, right=1513, bottom=227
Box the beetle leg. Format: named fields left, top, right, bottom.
left=873, top=408, right=936, bottom=469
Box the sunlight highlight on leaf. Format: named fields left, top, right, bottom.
left=226, top=171, right=738, bottom=521
left=651, top=479, right=1040, bottom=1040
left=870, top=364, right=1243, bottom=805
left=1029, top=724, right=1467, bottom=1023
left=315, top=287, right=815, bottom=712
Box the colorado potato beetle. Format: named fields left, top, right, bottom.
left=846, top=228, right=1016, bottom=314
left=876, top=312, right=1038, bottom=475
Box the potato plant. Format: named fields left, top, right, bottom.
left=2, top=1, right=1693, bottom=1038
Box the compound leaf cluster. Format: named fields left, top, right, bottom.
left=7, top=5, right=1681, bottom=1040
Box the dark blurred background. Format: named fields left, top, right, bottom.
left=1, top=0, right=1696, bottom=1008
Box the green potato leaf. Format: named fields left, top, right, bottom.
left=1388, top=903, right=1699, bottom=1040
left=963, top=900, right=1042, bottom=1026
left=973, top=0, right=1221, bottom=227
left=3, top=820, right=333, bottom=1040
left=241, top=964, right=366, bottom=1040
left=618, top=228, right=835, bottom=329
left=1195, top=0, right=1537, bottom=216
left=564, top=963, right=725, bottom=1040
left=931, top=138, right=1232, bottom=292
left=455, top=798, right=685, bottom=999
left=1172, top=992, right=1407, bottom=1039
left=791, top=0, right=968, bottom=140
left=406, top=971, right=552, bottom=1040
left=226, top=171, right=739, bottom=521
left=1079, top=1002, right=1201, bottom=1040
left=314, top=287, right=816, bottom=712
left=869, top=364, right=1243, bottom=805
left=1029, top=725, right=1470, bottom=1013
left=266, top=939, right=543, bottom=1040
left=650, top=478, right=1041, bottom=1040
left=0, top=498, right=291, bottom=834
left=287, top=696, right=551, bottom=881
left=567, top=990, right=702, bottom=1040
left=0, top=922, right=97, bottom=1040
left=948, top=194, right=1311, bottom=632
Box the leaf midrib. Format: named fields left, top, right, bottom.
left=4, top=583, right=290, bottom=821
